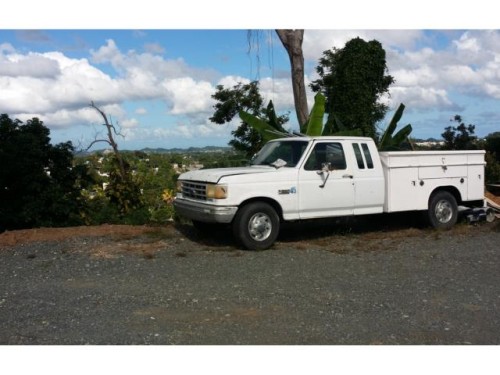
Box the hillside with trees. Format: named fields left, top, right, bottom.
left=0, top=113, right=247, bottom=231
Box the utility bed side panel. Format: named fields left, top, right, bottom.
left=379, top=150, right=486, bottom=213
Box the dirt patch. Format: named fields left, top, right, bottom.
left=1, top=191, right=498, bottom=251
left=486, top=190, right=500, bottom=206
left=0, top=224, right=168, bottom=248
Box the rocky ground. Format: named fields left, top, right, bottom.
left=1, top=210, right=499, bottom=345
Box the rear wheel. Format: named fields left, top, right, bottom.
left=428, top=191, right=458, bottom=229
left=232, top=202, right=280, bottom=250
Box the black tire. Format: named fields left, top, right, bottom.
left=428, top=190, right=458, bottom=229
left=232, top=202, right=280, bottom=250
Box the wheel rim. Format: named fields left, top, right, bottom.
left=248, top=212, right=272, bottom=242
left=435, top=199, right=453, bottom=223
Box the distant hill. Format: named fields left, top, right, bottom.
left=139, top=146, right=232, bottom=154
left=77, top=146, right=233, bottom=156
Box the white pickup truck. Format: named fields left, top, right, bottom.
left=174, top=136, right=486, bottom=250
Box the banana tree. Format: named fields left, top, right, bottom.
left=238, top=100, right=290, bottom=143
left=239, top=92, right=362, bottom=140
left=378, top=103, right=413, bottom=151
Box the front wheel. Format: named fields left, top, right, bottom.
left=428, top=191, right=458, bottom=229
left=232, top=202, right=280, bottom=250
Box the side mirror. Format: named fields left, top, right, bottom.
left=321, top=162, right=331, bottom=172
left=317, top=162, right=331, bottom=188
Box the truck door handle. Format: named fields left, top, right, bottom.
left=342, top=174, right=353, bottom=179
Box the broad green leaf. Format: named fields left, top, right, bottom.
left=239, top=111, right=282, bottom=142
left=391, top=124, right=413, bottom=146
left=305, top=93, right=326, bottom=136
left=379, top=103, right=406, bottom=149
left=266, top=100, right=280, bottom=130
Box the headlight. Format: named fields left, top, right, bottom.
left=206, top=184, right=228, bottom=199
left=176, top=180, right=182, bottom=193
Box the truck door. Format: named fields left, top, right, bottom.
left=297, top=141, right=355, bottom=219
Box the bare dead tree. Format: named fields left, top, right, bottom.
left=87, top=101, right=142, bottom=214
left=87, top=101, right=126, bottom=177
left=275, top=29, right=309, bottom=130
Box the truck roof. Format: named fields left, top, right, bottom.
left=272, top=135, right=375, bottom=142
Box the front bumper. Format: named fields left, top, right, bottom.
left=173, top=197, right=238, bottom=224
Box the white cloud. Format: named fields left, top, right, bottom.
left=0, top=52, right=60, bottom=78
left=90, top=39, right=123, bottom=66
left=0, top=43, right=15, bottom=53
left=121, top=118, right=139, bottom=128
left=295, top=30, right=500, bottom=117
left=454, top=32, right=480, bottom=53
left=303, top=30, right=425, bottom=62
left=0, top=39, right=220, bottom=134
left=122, top=119, right=233, bottom=142
left=216, top=75, right=250, bottom=88
left=13, top=107, right=102, bottom=129
left=3, top=30, right=500, bottom=147
left=259, top=77, right=295, bottom=109
left=162, top=77, right=216, bottom=115
left=143, top=43, right=165, bottom=54
left=0, top=49, right=123, bottom=114
left=389, top=87, right=456, bottom=111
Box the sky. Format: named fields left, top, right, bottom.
left=1, top=2, right=500, bottom=152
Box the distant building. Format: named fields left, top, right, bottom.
left=415, top=140, right=444, bottom=148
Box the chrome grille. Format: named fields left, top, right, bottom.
left=181, top=181, right=207, bottom=200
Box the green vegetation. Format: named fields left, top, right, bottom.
left=0, top=113, right=247, bottom=231
left=217, top=36, right=395, bottom=154
left=76, top=148, right=247, bottom=226
left=210, top=81, right=289, bottom=157
left=240, top=93, right=412, bottom=151
left=0, top=114, right=91, bottom=230
left=378, top=103, right=413, bottom=151
left=310, top=37, right=394, bottom=139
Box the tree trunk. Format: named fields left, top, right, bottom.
left=276, top=29, right=309, bottom=131
left=89, top=102, right=126, bottom=178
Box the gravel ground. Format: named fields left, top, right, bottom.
left=1, top=216, right=500, bottom=345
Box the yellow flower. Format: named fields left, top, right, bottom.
left=162, top=189, right=175, bottom=204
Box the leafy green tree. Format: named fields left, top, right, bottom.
left=134, top=153, right=177, bottom=223
left=310, top=37, right=394, bottom=139
left=485, top=152, right=500, bottom=184
left=441, top=115, right=477, bottom=150
left=105, top=155, right=142, bottom=215
left=0, top=114, right=91, bottom=230
left=483, top=132, right=500, bottom=183
left=485, top=132, right=500, bottom=161
left=210, top=81, right=289, bottom=156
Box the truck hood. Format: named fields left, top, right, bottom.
left=179, top=166, right=274, bottom=184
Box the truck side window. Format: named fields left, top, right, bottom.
left=304, top=142, right=346, bottom=171
left=352, top=143, right=365, bottom=169
left=361, top=143, right=374, bottom=169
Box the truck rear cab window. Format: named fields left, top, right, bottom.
left=304, top=142, right=346, bottom=171
left=352, top=143, right=365, bottom=169
left=361, top=143, right=374, bottom=169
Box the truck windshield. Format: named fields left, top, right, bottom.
left=250, top=140, right=309, bottom=168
